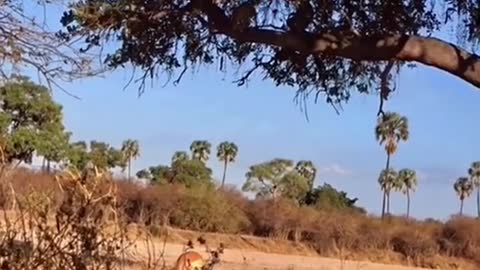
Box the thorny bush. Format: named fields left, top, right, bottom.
left=0, top=167, right=133, bottom=270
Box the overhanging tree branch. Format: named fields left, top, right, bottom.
left=195, top=2, right=480, bottom=88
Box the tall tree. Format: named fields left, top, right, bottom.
left=397, top=168, right=418, bottom=219
left=136, top=165, right=171, bottom=184
left=375, top=112, right=409, bottom=218
left=190, top=140, right=211, bottom=163
left=242, top=158, right=309, bottom=203
left=468, top=161, right=480, bottom=218
left=36, top=123, right=71, bottom=172
left=121, top=139, right=140, bottom=181
left=136, top=169, right=152, bottom=180
left=454, top=177, right=474, bottom=216
left=62, top=1, right=480, bottom=110
left=67, top=141, right=89, bottom=171
left=295, top=160, right=317, bottom=189
left=305, top=183, right=364, bottom=213
left=0, top=76, right=65, bottom=176
left=378, top=168, right=398, bottom=216
left=170, top=159, right=214, bottom=188
left=172, top=151, right=189, bottom=164
left=216, top=141, right=238, bottom=188
left=66, top=140, right=124, bottom=173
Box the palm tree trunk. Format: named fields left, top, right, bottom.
left=386, top=190, right=391, bottom=215
left=406, top=188, right=411, bottom=219
left=128, top=158, right=131, bottom=181
left=381, top=191, right=386, bottom=218
left=477, top=187, right=480, bottom=218
left=221, top=159, right=228, bottom=188
left=46, top=160, right=51, bottom=172
left=386, top=153, right=391, bottom=170
left=460, top=198, right=464, bottom=216
left=381, top=153, right=391, bottom=219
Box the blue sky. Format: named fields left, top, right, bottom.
left=23, top=3, right=480, bottom=220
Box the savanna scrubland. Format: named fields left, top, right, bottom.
left=0, top=0, right=479, bottom=269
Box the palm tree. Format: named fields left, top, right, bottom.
left=468, top=162, right=480, bottom=218
left=190, top=140, right=211, bottom=163
left=172, top=151, right=189, bottom=164
left=121, top=139, right=140, bottom=181
left=216, top=141, right=238, bottom=188
left=454, top=177, right=474, bottom=216
left=397, top=169, right=418, bottom=219
left=375, top=111, right=409, bottom=218
left=295, top=160, right=317, bottom=189
left=378, top=168, right=398, bottom=216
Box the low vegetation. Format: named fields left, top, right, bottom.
left=1, top=169, right=480, bottom=269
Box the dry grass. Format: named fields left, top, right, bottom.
left=0, top=169, right=479, bottom=270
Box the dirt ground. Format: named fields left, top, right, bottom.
left=127, top=240, right=431, bottom=270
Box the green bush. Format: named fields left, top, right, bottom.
left=170, top=185, right=250, bottom=233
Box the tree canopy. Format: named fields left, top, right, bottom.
left=304, top=183, right=364, bottom=213
left=66, top=140, right=125, bottom=172
left=0, top=76, right=67, bottom=170
left=59, top=0, right=479, bottom=113
left=242, top=158, right=310, bottom=201
left=137, top=151, right=214, bottom=188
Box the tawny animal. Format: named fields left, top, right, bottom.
left=172, top=250, right=206, bottom=270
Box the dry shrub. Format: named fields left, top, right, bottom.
left=3, top=169, right=480, bottom=269
left=118, top=182, right=184, bottom=226
left=390, top=229, right=439, bottom=259
left=245, top=198, right=302, bottom=239
left=438, top=216, right=480, bottom=262
left=0, top=167, right=132, bottom=270
left=0, top=169, right=59, bottom=209
left=354, top=217, right=391, bottom=250
left=218, top=186, right=250, bottom=213
left=305, top=211, right=361, bottom=255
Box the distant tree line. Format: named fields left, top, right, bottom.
left=1, top=76, right=478, bottom=218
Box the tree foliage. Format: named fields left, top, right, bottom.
left=137, top=151, right=214, bottom=188
left=0, top=77, right=67, bottom=170
left=172, top=151, right=189, bottom=164
left=66, top=140, right=124, bottom=172
left=295, top=160, right=316, bottom=189
left=217, top=141, right=238, bottom=163
left=170, top=158, right=214, bottom=188
left=397, top=168, right=418, bottom=218
left=36, top=123, right=72, bottom=169
left=217, top=141, right=238, bottom=187
left=242, top=158, right=310, bottom=201
left=453, top=176, right=473, bottom=200
left=375, top=112, right=409, bottom=158
left=136, top=165, right=171, bottom=184
left=121, top=139, right=140, bottom=179
left=304, top=183, right=364, bottom=213
left=454, top=176, right=474, bottom=215
left=397, top=169, right=418, bottom=193
left=378, top=168, right=398, bottom=216
left=468, top=161, right=480, bottom=217
left=58, top=0, right=479, bottom=114
left=190, top=140, right=211, bottom=163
